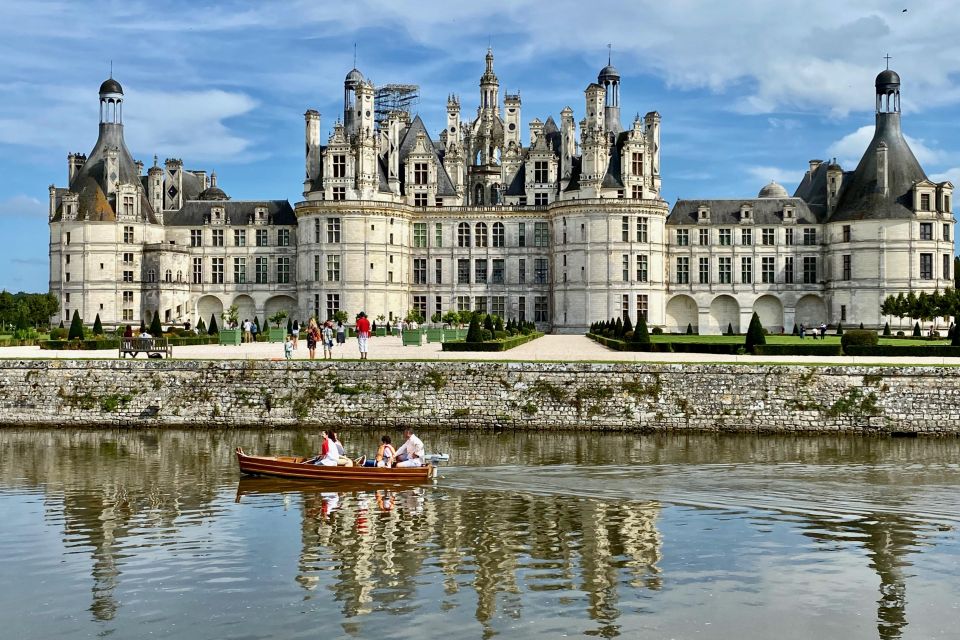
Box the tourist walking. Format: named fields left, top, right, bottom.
left=243, top=318, right=252, bottom=343
left=292, top=319, right=300, bottom=350
left=306, top=318, right=320, bottom=360
left=336, top=320, right=346, bottom=346
left=321, top=321, right=334, bottom=359
left=356, top=311, right=371, bottom=360
left=284, top=334, right=294, bottom=360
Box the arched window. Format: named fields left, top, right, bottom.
left=147, top=269, right=156, bottom=283
left=164, top=270, right=172, bottom=283
left=176, top=270, right=182, bottom=283
left=457, top=222, right=471, bottom=247
left=474, top=183, right=484, bottom=205
left=475, top=222, right=488, bottom=248
left=492, top=222, right=505, bottom=247
left=490, top=184, right=501, bottom=205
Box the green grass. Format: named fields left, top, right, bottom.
left=646, top=334, right=951, bottom=347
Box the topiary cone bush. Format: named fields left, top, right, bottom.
left=622, top=314, right=633, bottom=336
left=913, top=321, right=921, bottom=337
left=952, top=322, right=960, bottom=347
left=150, top=312, right=163, bottom=336
left=726, top=322, right=734, bottom=336
left=836, top=321, right=844, bottom=336
left=859, top=322, right=864, bottom=330
left=745, top=312, right=766, bottom=354
left=92, top=314, right=103, bottom=336
left=197, top=317, right=206, bottom=332
left=68, top=310, right=84, bottom=340
left=686, top=322, right=694, bottom=335
left=792, top=323, right=799, bottom=335
left=466, top=314, right=483, bottom=342
left=882, top=322, right=891, bottom=336
left=632, top=314, right=651, bottom=344
left=208, top=314, right=219, bottom=335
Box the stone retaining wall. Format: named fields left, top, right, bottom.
left=0, top=360, right=958, bottom=433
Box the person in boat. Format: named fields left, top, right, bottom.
left=311, top=430, right=341, bottom=466
left=363, top=435, right=395, bottom=467
left=392, top=429, right=425, bottom=467
left=329, top=431, right=355, bottom=467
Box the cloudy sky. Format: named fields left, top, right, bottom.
left=2, top=0, right=959, bottom=292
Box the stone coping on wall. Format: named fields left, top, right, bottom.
left=0, top=359, right=958, bottom=434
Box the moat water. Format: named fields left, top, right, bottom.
left=0, top=429, right=957, bottom=639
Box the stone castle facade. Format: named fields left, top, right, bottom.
left=49, top=55, right=953, bottom=333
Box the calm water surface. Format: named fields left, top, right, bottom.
left=0, top=429, right=958, bottom=639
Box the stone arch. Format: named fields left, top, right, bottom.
left=233, top=295, right=256, bottom=324
left=666, top=295, right=698, bottom=333
left=265, top=295, right=297, bottom=323
left=196, top=295, right=223, bottom=325
left=795, top=294, right=827, bottom=327
left=709, top=295, right=740, bottom=333
left=753, top=295, right=784, bottom=333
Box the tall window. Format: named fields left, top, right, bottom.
left=474, top=296, right=487, bottom=314
left=457, top=296, right=471, bottom=312
left=621, top=216, right=630, bottom=242
left=741, top=229, right=752, bottom=245
left=492, top=296, right=505, bottom=318
left=332, top=187, right=345, bottom=201
left=676, top=229, right=689, bottom=246
left=256, top=229, right=268, bottom=246
left=327, top=218, right=341, bottom=243
left=190, top=229, right=202, bottom=246
left=802, top=256, right=817, bottom=283
left=413, top=295, right=427, bottom=319
left=326, top=255, right=340, bottom=282
left=413, top=162, right=428, bottom=185
left=518, top=296, right=526, bottom=322
left=234, top=229, right=246, bottom=247
left=414, top=193, right=428, bottom=207
left=842, top=255, right=851, bottom=280
left=534, top=161, right=548, bottom=183
left=492, top=222, right=505, bottom=247
left=699, top=228, right=709, bottom=245
left=636, top=255, right=648, bottom=282
left=761, top=257, right=775, bottom=283
left=803, top=228, right=817, bottom=245
left=314, top=219, right=321, bottom=243
left=458, top=222, right=470, bottom=247
left=920, top=222, right=933, bottom=240
left=762, top=228, right=775, bottom=245
left=212, top=229, right=223, bottom=247
left=518, top=222, right=526, bottom=247
left=699, top=257, right=709, bottom=284
left=785, top=228, right=795, bottom=246
left=676, top=257, right=690, bottom=284
left=314, top=255, right=321, bottom=281
left=636, top=294, right=648, bottom=321
left=784, top=256, right=794, bottom=284
left=622, top=254, right=630, bottom=281
left=518, top=258, right=526, bottom=283
left=920, top=193, right=931, bottom=211
left=277, top=257, right=290, bottom=283
left=944, top=253, right=952, bottom=281
left=534, top=296, right=548, bottom=322
left=234, top=257, right=246, bottom=284
left=413, top=258, right=426, bottom=284
left=920, top=253, right=933, bottom=279
left=435, top=259, right=443, bottom=284
left=741, top=257, right=752, bottom=284
left=631, top=152, right=643, bottom=176
left=435, top=223, right=443, bottom=247
left=333, top=154, right=346, bottom=178
left=475, top=259, right=488, bottom=284
left=534, top=258, right=548, bottom=284
left=636, top=217, right=648, bottom=243
left=326, top=294, right=340, bottom=321
left=413, top=223, right=427, bottom=248
left=842, top=225, right=851, bottom=243
left=123, top=270, right=133, bottom=283
left=534, top=222, right=549, bottom=247
left=621, top=294, right=630, bottom=321
left=475, top=222, right=488, bottom=247
left=457, top=259, right=470, bottom=284
left=123, top=225, right=134, bottom=243
left=212, top=258, right=224, bottom=284
left=192, top=258, right=202, bottom=284
left=944, top=223, right=951, bottom=242
left=534, top=193, right=548, bottom=206
left=719, top=229, right=732, bottom=245
left=632, top=185, right=642, bottom=199
left=492, top=259, right=504, bottom=284
left=718, top=257, right=731, bottom=284
left=277, top=229, right=290, bottom=247
left=256, top=257, right=268, bottom=283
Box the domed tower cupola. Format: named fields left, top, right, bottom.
left=479, top=47, right=500, bottom=112
left=598, top=46, right=622, bottom=134
left=344, top=67, right=365, bottom=137
left=99, top=76, right=123, bottom=125
left=876, top=59, right=900, bottom=114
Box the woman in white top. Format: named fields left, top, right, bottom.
left=316, top=431, right=340, bottom=466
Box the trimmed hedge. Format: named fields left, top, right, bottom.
left=40, top=339, right=120, bottom=350
left=754, top=343, right=843, bottom=356
left=845, top=345, right=960, bottom=357
left=588, top=334, right=740, bottom=354
left=441, top=332, right=543, bottom=352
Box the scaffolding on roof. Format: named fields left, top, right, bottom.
left=375, top=84, right=420, bottom=126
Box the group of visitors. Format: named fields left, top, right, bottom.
left=241, top=318, right=260, bottom=343
left=307, top=429, right=426, bottom=468
left=798, top=323, right=828, bottom=339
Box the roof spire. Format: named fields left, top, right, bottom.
left=110, top=60, right=113, bottom=78
left=884, top=53, right=892, bottom=70
left=608, top=43, right=612, bottom=66
left=353, top=43, right=357, bottom=68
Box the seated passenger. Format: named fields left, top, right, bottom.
left=364, top=435, right=395, bottom=467
left=314, top=430, right=340, bottom=466
left=393, top=429, right=425, bottom=467
left=330, top=431, right=353, bottom=467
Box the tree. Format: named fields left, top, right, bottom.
left=913, top=321, right=921, bottom=337
left=140, top=317, right=147, bottom=333
left=92, top=314, right=104, bottom=336
left=835, top=321, right=843, bottom=336
left=333, top=309, right=348, bottom=324
left=287, top=317, right=293, bottom=333
left=483, top=314, right=494, bottom=333
left=442, top=310, right=459, bottom=327
left=686, top=322, right=694, bottom=335
left=614, top=317, right=623, bottom=337
left=268, top=310, right=288, bottom=329
left=632, top=314, right=651, bottom=344
left=745, top=312, right=766, bottom=353
left=197, top=317, right=206, bottom=332
left=431, top=312, right=442, bottom=324
left=622, top=314, right=633, bottom=336
left=208, top=314, right=219, bottom=335
left=68, top=310, right=84, bottom=340
left=150, top=312, right=163, bottom=336
left=494, top=316, right=504, bottom=332
left=883, top=321, right=891, bottom=336
left=221, top=304, right=239, bottom=328
left=254, top=316, right=261, bottom=333
left=466, top=313, right=483, bottom=342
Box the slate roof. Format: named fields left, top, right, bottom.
left=163, top=200, right=296, bottom=226
left=667, top=197, right=819, bottom=225
left=398, top=115, right=457, bottom=196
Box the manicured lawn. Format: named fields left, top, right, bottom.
left=645, top=333, right=951, bottom=346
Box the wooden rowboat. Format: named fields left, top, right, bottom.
left=235, top=447, right=435, bottom=482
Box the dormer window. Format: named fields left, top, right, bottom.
left=697, top=207, right=710, bottom=222
left=920, top=193, right=931, bottom=211
left=784, top=206, right=795, bottom=219
left=740, top=206, right=752, bottom=221
left=413, top=162, right=428, bottom=185
left=333, top=154, right=347, bottom=178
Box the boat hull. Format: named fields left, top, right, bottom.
left=235, top=447, right=434, bottom=482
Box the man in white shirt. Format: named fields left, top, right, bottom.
left=393, top=429, right=425, bottom=467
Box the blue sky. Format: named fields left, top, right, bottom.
left=2, top=0, right=960, bottom=292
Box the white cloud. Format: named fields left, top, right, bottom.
left=745, top=166, right=805, bottom=190
left=930, top=167, right=960, bottom=187
left=0, top=195, right=46, bottom=217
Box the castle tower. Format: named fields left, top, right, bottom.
left=479, top=47, right=499, bottom=114
left=598, top=51, right=622, bottom=135
left=343, top=67, right=365, bottom=138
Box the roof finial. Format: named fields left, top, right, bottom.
left=353, top=43, right=357, bottom=68
left=884, top=53, right=892, bottom=70
left=110, top=60, right=113, bottom=78
left=608, top=43, right=612, bottom=66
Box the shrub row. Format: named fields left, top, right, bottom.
left=753, top=343, right=843, bottom=356
left=845, top=345, right=960, bottom=357
left=587, top=334, right=742, bottom=354
left=441, top=332, right=543, bottom=352
left=40, top=339, right=120, bottom=350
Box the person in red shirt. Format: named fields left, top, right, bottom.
left=355, top=311, right=371, bottom=360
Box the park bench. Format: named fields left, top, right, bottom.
left=119, top=337, right=172, bottom=359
